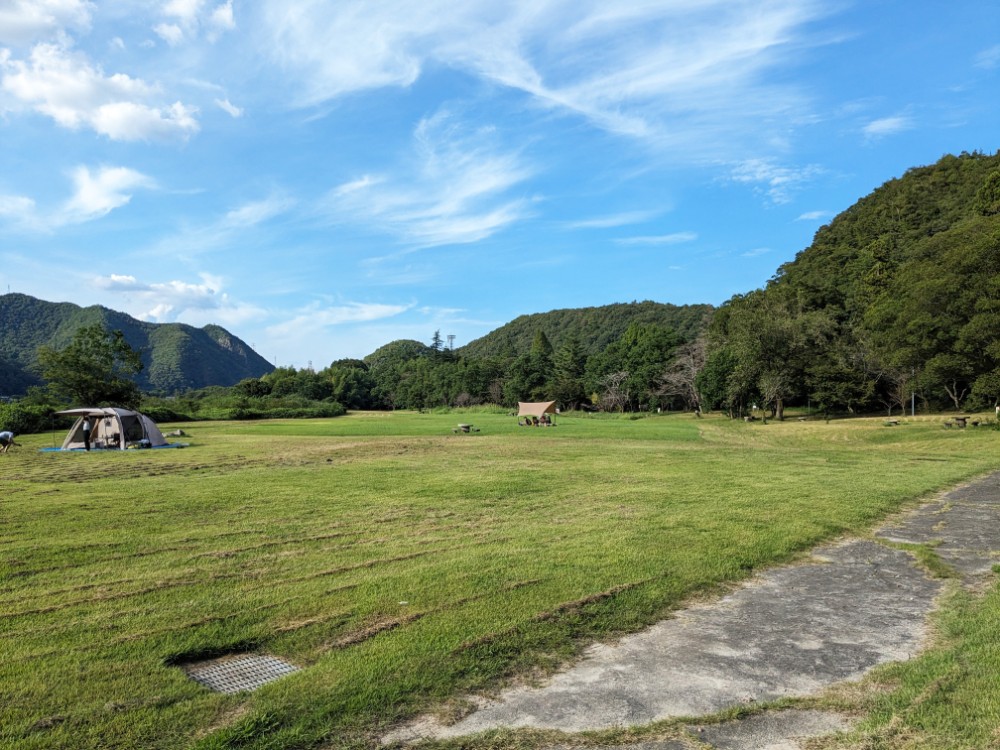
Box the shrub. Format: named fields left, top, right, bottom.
left=141, top=405, right=193, bottom=423
left=0, top=403, right=67, bottom=435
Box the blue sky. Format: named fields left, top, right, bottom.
left=1, top=1, right=997, bottom=368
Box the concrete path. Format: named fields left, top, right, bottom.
left=386, top=472, right=1000, bottom=748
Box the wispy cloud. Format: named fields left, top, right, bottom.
left=254, top=0, right=831, bottom=157
left=0, top=165, right=155, bottom=231
left=0, top=193, right=43, bottom=231
left=975, top=44, right=1000, bottom=70
left=566, top=210, right=660, bottom=230
left=730, top=158, right=823, bottom=203
left=267, top=301, right=412, bottom=339
left=796, top=210, right=832, bottom=221
left=741, top=247, right=771, bottom=257
left=615, top=232, right=697, bottom=246
left=321, top=109, right=535, bottom=247
left=0, top=43, right=199, bottom=141
left=63, top=165, right=156, bottom=223
left=215, top=97, right=243, bottom=117
left=862, top=114, right=913, bottom=140
left=222, top=195, right=295, bottom=228
left=144, top=193, right=297, bottom=258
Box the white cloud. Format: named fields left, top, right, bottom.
left=566, top=210, right=661, bottom=229
left=741, top=247, right=771, bottom=257
left=0, top=166, right=155, bottom=230
left=63, top=165, right=155, bottom=223
left=0, top=0, right=92, bottom=47
left=209, top=1, right=235, bottom=35
left=93, top=271, right=267, bottom=326
left=0, top=193, right=37, bottom=216
left=222, top=195, right=295, bottom=227
left=95, top=273, right=149, bottom=291
left=0, top=193, right=42, bottom=230
left=215, top=97, right=242, bottom=117
left=267, top=301, right=412, bottom=339
left=322, top=110, right=534, bottom=247
left=333, top=175, right=382, bottom=196
left=730, top=158, right=822, bottom=203
left=165, top=0, right=205, bottom=24
left=93, top=100, right=199, bottom=140
left=796, top=210, right=831, bottom=221
left=255, top=0, right=830, bottom=157
left=862, top=115, right=913, bottom=140
left=615, top=232, right=698, bottom=246
left=975, top=44, right=1000, bottom=70
left=153, top=0, right=234, bottom=44
left=153, top=22, right=185, bottom=46
left=0, top=43, right=200, bottom=141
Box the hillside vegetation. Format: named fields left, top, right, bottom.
left=458, top=301, right=713, bottom=359
left=703, top=151, right=1000, bottom=417
left=0, top=294, right=274, bottom=396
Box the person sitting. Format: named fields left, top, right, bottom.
left=0, top=430, right=20, bottom=453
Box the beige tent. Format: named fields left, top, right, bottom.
left=56, top=407, right=169, bottom=450
left=517, top=401, right=557, bottom=417
left=517, top=401, right=558, bottom=425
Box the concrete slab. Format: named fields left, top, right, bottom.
left=385, top=472, right=1000, bottom=744
left=685, top=710, right=853, bottom=749
left=877, top=475, right=1000, bottom=580
left=390, top=541, right=939, bottom=738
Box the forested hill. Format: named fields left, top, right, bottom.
left=0, top=293, right=274, bottom=396
left=772, top=150, right=1000, bottom=310
left=458, top=301, right=714, bottom=359
left=705, top=150, right=1000, bottom=416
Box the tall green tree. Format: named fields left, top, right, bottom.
left=530, top=329, right=554, bottom=357
left=551, top=335, right=588, bottom=409
left=37, top=324, right=144, bottom=408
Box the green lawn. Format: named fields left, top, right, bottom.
left=1, top=411, right=997, bottom=749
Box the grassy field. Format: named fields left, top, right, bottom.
left=1, top=411, right=998, bottom=750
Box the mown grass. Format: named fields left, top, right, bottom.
left=1, top=411, right=997, bottom=750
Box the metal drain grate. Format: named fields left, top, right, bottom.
left=182, top=654, right=300, bottom=694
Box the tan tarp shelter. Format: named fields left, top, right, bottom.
left=517, top=401, right=557, bottom=417
left=56, top=407, right=168, bottom=450
left=517, top=401, right=558, bottom=424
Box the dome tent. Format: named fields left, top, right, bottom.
left=55, top=408, right=171, bottom=450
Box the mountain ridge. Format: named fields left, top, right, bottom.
left=0, top=293, right=275, bottom=396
